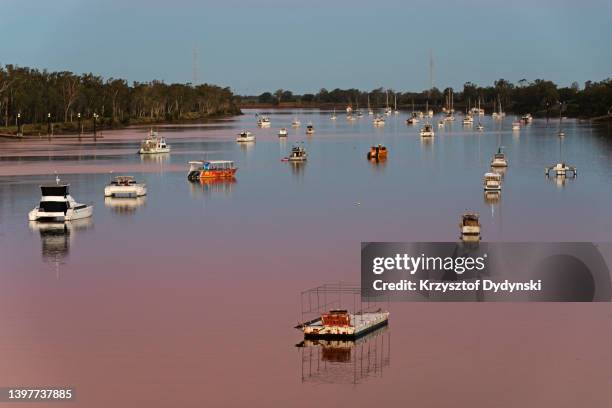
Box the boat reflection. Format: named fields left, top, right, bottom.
left=297, top=325, right=390, bottom=385
left=28, top=218, right=93, bottom=277
left=546, top=174, right=575, bottom=189
left=484, top=190, right=501, bottom=206
left=189, top=178, right=236, bottom=195
left=289, top=161, right=306, bottom=176
left=104, top=196, right=147, bottom=214
left=139, top=153, right=169, bottom=164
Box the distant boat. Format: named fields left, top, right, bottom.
left=483, top=172, right=502, bottom=191
left=490, top=147, right=508, bottom=168
left=256, top=115, right=271, bottom=127
left=367, top=94, right=374, bottom=115
left=236, top=130, right=255, bottom=142
left=420, top=123, right=435, bottom=138
left=104, top=176, right=147, bottom=197
left=278, top=128, right=288, bottom=137
left=306, top=123, right=315, bottom=134
left=330, top=108, right=337, bottom=120
left=291, top=117, right=301, bottom=127
left=288, top=144, right=307, bottom=161
left=188, top=160, right=237, bottom=180
left=393, top=93, right=399, bottom=114
left=512, top=120, right=521, bottom=131
left=384, top=90, right=392, bottom=116
left=373, top=115, right=386, bottom=126
left=139, top=129, right=170, bottom=154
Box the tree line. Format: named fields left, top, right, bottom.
left=0, top=64, right=241, bottom=133
left=245, top=78, right=612, bottom=118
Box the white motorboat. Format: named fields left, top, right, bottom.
left=257, top=115, right=271, bottom=127
left=28, top=182, right=93, bottom=222
left=545, top=162, right=577, bottom=177
left=306, top=123, right=315, bottom=134
left=373, top=115, right=386, bottom=126
left=438, top=120, right=445, bottom=128
left=476, top=123, right=484, bottom=131
left=460, top=212, right=481, bottom=241
left=139, top=129, right=170, bottom=154
left=462, top=115, right=474, bottom=125
left=104, top=176, right=147, bottom=197
left=236, top=130, right=255, bottom=142
left=521, top=113, right=533, bottom=123
left=427, top=109, right=434, bottom=118
left=490, top=147, right=508, bottom=168
left=291, top=118, right=301, bottom=127
left=287, top=144, right=307, bottom=161
left=420, top=123, right=434, bottom=137
left=278, top=128, right=288, bottom=137
left=483, top=172, right=502, bottom=191
left=512, top=121, right=521, bottom=131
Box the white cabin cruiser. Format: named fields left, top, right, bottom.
left=420, top=123, right=434, bottom=137
left=546, top=162, right=577, bottom=177
left=278, top=128, right=288, bottom=137
left=288, top=145, right=307, bottom=161
left=256, top=115, right=271, bottom=127
left=139, top=129, right=170, bottom=154
left=236, top=130, right=255, bottom=142
left=483, top=172, right=502, bottom=191
left=490, top=147, right=508, bottom=168
left=104, top=176, right=147, bottom=197
left=460, top=212, right=481, bottom=241
left=373, top=115, right=386, bottom=126
left=306, top=123, right=315, bottom=134
left=521, top=113, right=533, bottom=123
left=29, top=183, right=93, bottom=222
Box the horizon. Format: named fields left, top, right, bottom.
left=1, top=0, right=611, bottom=95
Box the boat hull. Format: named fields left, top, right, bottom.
left=104, top=185, right=147, bottom=197
left=28, top=205, right=93, bottom=222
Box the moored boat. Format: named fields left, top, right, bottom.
left=460, top=212, right=481, bottom=241
left=306, top=123, right=315, bottom=134
left=104, top=176, right=147, bottom=197
left=367, top=144, right=388, bottom=160
left=29, top=182, right=93, bottom=222
left=420, top=123, right=435, bottom=137
left=278, top=128, right=288, bottom=137
left=483, top=172, right=502, bottom=191
left=188, top=160, right=237, bottom=180
left=288, top=144, right=307, bottom=161
left=139, top=129, right=170, bottom=154
left=236, top=130, right=255, bottom=142
left=490, top=147, right=508, bottom=167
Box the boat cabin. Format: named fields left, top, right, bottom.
left=367, top=144, right=388, bottom=160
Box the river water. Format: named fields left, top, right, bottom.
left=0, top=109, right=611, bottom=407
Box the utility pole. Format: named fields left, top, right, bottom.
left=93, top=112, right=98, bottom=141
left=47, top=113, right=51, bottom=140
left=77, top=112, right=82, bottom=140
left=16, top=112, right=22, bottom=137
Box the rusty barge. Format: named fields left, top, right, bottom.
left=295, top=283, right=389, bottom=340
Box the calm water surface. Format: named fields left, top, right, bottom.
left=1, top=109, right=611, bottom=407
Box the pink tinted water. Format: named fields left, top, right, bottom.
left=0, top=110, right=611, bottom=407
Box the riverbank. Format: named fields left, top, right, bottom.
left=0, top=110, right=242, bottom=139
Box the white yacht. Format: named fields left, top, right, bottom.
left=438, top=120, right=445, bottom=128
left=483, top=172, right=502, bottom=191
left=29, top=182, right=93, bottom=222
left=236, top=130, right=255, bottom=142
left=546, top=162, right=577, bottom=177
left=291, top=117, right=301, bottom=127
left=278, top=128, right=288, bottom=137
left=288, top=144, right=307, bottom=161
left=521, top=113, right=533, bottom=123
left=256, top=115, right=271, bottom=127
left=306, top=123, right=315, bottom=134
left=420, top=123, right=434, bottom=138
left=460, top=212, right=481, bottom=241
left=104, top=176, right=147, bottom=197
left=373, top=115, right=386, bottom=126
left=139, top=129, right=170, bottom=154
left=490, top=147, right=508, bottom=168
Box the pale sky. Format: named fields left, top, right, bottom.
left=1, top=0, right=611, bottom=94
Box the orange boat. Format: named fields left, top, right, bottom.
left=188, top=160, right=237, bottom=180
left=367, top=144, right=388, bottom=160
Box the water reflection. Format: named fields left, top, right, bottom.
left=139, top=153, right=169, bottom=164
left=188, top=178, right=236, bottom=195
left=297, top=325, right=390, bottom=385
left=289, top=161, right=306, bottom=177
left=104, top=196, right=147, bottom=214
left=28, top=218, right=93, bottom=278
left=546, top=174, right=575, bottom=189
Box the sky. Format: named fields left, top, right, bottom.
left=0, top=0, right=611, bottom=95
